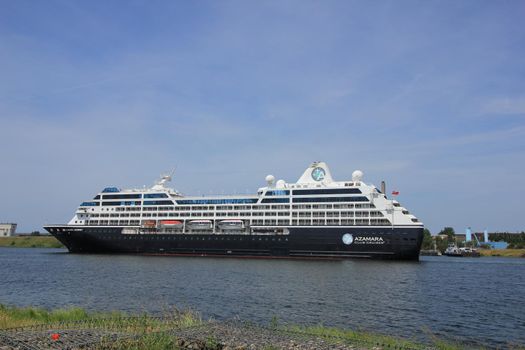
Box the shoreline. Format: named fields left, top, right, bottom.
left=478, top=249, right=525, bottom=258
left=0, top=304, right=480, bottom=350
left=0, top=236, right=63, bottom=249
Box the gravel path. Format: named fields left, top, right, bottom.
left=169, top=321, right=365, bottom=349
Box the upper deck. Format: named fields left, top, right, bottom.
left=69, top=162, right=422, bottom=230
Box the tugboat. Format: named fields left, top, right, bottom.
left=444, top=244, right=462, bottom=257
left=444, top=244, right=480, bottom=257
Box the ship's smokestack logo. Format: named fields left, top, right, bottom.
left=342, top=233, right=354, bottom=245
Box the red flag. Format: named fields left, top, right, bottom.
left=391, top=191, right=399, bottom=196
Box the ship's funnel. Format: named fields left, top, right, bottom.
left=381, top=181, right=386, bottom=194
left=296, top=162, right=334, bottom=184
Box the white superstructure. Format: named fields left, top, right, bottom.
left=69, top=162, right=422, bottom=234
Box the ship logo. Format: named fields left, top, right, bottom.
left=311, top=167, right=326, bottom=181
left=342, top=233, right=354, bottom=245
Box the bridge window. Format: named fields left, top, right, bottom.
left=265, top=190, right=290, bottom=196
left=80, top=202, right=99, bottom=206
left=102, top=187, right=120, bottom=193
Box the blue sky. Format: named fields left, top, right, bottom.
left=0, top=0, right=524, bottom=234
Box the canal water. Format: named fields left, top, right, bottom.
left=0, top=248, right=523, bottom=348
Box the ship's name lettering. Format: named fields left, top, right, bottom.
left=354, top=236, right=385, bottom=244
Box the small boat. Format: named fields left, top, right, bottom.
left=444, top=244, right=480, bottom=257
left=141, top=220, right=157, bottom=228
left=444, top=244, right=462, bottom=257
left=219, top=219, right=244, bottom=230
left=159, top=220, right=183, bottom=227
left=122, top=228, right=139, bottom=235
left=188, top=220, right=213, bottom=230
left=458, top=247, right=481, bottom=257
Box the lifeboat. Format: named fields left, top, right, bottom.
left=141, top=220, right=157, bottom=228
left=159, top=220, right=183, bottom=227
left=188, top=220, right=213, bottom=230
left=219, top=219, right=244, bottom=230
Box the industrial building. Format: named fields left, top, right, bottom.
left=460, top=228, right=509, bottom=249
left=0, top=223, right=17, bottom=237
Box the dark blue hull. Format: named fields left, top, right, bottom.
left=45, top=225, right=424, bottom=260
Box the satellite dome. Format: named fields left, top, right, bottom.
left=352, top=170, right=363, bottom=181
left=276, top=179, right=286, bottom=188
left=265, top=175, right=275, bottom=184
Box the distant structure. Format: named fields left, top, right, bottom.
left=465, top=227, right=472, bottom=242
left=461, top=227, right=508, bottom=249
left=0, top=223, right=17, bottom=237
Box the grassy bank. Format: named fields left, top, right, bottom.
left=0, top=236, right=63, bottom=248
left=0, top=305, right=486, bottom=350
left=478, top=249, right=525, bottom=258
left=0, top=304, right=200, bottom=329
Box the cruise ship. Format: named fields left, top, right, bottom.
left=44, top=162, right=424, bottom=260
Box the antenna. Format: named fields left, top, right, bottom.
left=151, top=167, right=176, bottom=190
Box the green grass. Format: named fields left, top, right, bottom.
left=0, top=236, right=63, bottom=248
left=282, top=323, right=489, bottom=350
left=0, top=304, right=200, bottom=330
left=0, top=304, right=203, bottom=350
left=285, top=323, right=424, bottom=349
left=101, top=332, right=179, bottom=350
left=0, top=304, right=91, bottom=328
left=0, top=305, right=495, bottom=349
left=478, top=249, right=525, bottom=258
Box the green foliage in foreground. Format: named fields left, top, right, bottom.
left=0, top=304, right=493, bottom=350
left=0, top=304, right=200, bottom=331
left=0, top=304, right=90, bottom=328
left=0, top=236, right=63, bottom=248
left=98, top=332, right=179, bottom=350
left=282, top=323, right=488, bottom=350
left=286, top=324, right=423, bottom=349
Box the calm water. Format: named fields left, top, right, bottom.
left=0, top=248, right=524, bottom=348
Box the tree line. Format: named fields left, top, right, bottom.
left=489, top=232, right=525, bottom=249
